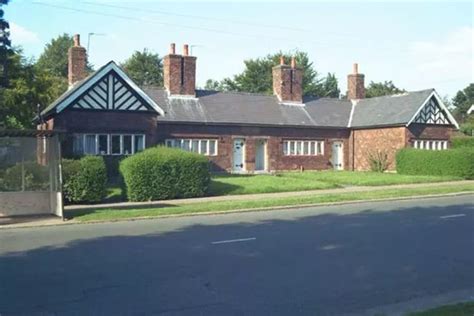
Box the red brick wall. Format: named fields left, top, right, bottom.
left=156, top=124, right=350, bottom=172
left=351, top=126, right=406, bottom=171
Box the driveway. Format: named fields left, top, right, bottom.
left=0, top=195, right=473, bottom=315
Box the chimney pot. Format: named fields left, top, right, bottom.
left=353, top=63, right=358, bottom=74
left=169, top=43, right=176, bottom=54
left=73, top=34, right=80, bottom=47
left=291, top=56, right=296, bottom=68
left=183, top=44, right=189, bottom=56
left=280, top=56, right=285, bottom=65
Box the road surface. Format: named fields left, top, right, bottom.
left=1, top=195, right=473, bottom=315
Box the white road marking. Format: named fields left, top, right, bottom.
left=211, top=237, right=256, bottom=245
left=439, top=214, right=466, bottom=219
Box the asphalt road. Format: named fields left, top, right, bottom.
left=1, top=195, right=473, bottom=316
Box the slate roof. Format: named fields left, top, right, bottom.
left=351, top=89, right=433, bottom=128
left=143, top=88, right=352, bottom=128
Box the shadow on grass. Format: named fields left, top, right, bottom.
left=1, top=201, right=473, bottom=315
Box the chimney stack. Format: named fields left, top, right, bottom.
left=68, top=34, right=87, bottom=87
left=272, top=55, right=303, bottom=103
left=347, top=63, right=365, bottom=100
left=163, top=43, right=196, bottom=96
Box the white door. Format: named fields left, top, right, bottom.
left=233, top=138, right=245, bottom=173
left=255, top=139, right=267, bottom=171
left=332, top=141, right=344, bottom=170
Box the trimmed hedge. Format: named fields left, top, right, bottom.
left=62, top=156, right=107, bottom=203
left=120, top=146, right=210, bottom=201
left=451, top=136, right=474, bottom=148
left=0, top=162, right=49, bottom=191
left=396, top=148, right=474, bottom=179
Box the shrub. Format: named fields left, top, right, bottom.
left=396, top=148, right=474, bottom=179
left=451, top=136, right=474, bottom=148
left=0, top=162, right=49, bottom=191
left=120, top=146, right=210, bottom=201
left=367, top=150, right=389, bottom=173
left=62, top=156, right=107, bottom=203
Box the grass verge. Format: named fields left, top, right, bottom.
left=407, top=302, right=474, bottom=316
left=69, top=183, right=474, bottom=222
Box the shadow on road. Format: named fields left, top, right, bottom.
left=1, top=201, right=473, bottom=315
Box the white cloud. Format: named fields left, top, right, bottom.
left=408, top=27, right=473, bottom=87
left=10, top=22, right=40, bottom=45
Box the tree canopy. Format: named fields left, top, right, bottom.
left=121, top=49, right=162, bottom=86
left=452, top=83, right=474, bottom=117
left=365, top=80, right=405, bottom=98
left=204, top=51, right=340, bottom=98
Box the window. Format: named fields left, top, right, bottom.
left=413, top=139, right=448, bottom=151
left=111, top=135, right=122, bottom=155
left=283, top=140, right=324, bottom=156
left=73, top=134, right=145, bottom=155
left=98, top=135, right=109, bottom=155
left=165, top=138, right=218, bottom=156
left=84, top=135, right=96, bottom=155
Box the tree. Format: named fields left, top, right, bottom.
left=36, top=33, right=93, bottom=79
left=213, top=51, right=339, bottom=97
left=121, top=49, right=162, bottom=86
left=365, top=81, right=405, bottom=98
left=0, top=0, right=12, bottom=87
left=452, top=83, right=474, bottom=118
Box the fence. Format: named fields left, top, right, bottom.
left=0, top=130, right=63, bottom=217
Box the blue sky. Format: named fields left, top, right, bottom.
left=7, top=0, right=474, bottom=98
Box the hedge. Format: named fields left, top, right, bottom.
left=451, top=136, right=474, bottom=148
left=62, top=156, right=107, bottom=203
left=120, top=146, right=210, bottom=201
left=396, top=148, right=474, bottom=179
left=0, top=162, right=49, bottom=191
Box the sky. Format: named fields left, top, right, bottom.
left=6, top=0, right=474, bottom=98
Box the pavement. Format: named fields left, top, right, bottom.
left=0, top=195, right=473, bottom=315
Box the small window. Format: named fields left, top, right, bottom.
left=111, top=135, right=122, bottom=155
left=123, top=135, right=132, bottom=155
left=98, top=134, right=109, bottom=155
left=283, top=141, right=288, bottom=156
left=303, top=142, right=309, bottom=155
left=84, top=135, right=97, bottom=155
left=310, top=142, right=316, bottom=155
left=317, top=141, right=324, bottom=155
left=134, top=135, right=145, bottom=152
left=200, top=140, right=208, bottom=155
left=296, top=142, right=302, bottom=155
left=73, top=134, right=84, bottom=155
left=443, top=141, right=448, bottom=150
left=209, top=140, right=217, bottom=156
left=191, top=140, right=199, bottom=153
left=165, top=139, right=173, bottom=147
left=182, top=139, right=190, bottom=151
left=289, top=141, right=295, bottom=155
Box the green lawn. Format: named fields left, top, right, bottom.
left=103, top=171, right=462, bottom=202
left=69, top=183, right=474, bottom=222
left=407, top=302, right=474, bottom=316
left=208, top=171, right=461, bottom=196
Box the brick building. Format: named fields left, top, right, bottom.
left=40, top=35, right=459, bottom=173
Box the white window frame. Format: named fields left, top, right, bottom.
left=165, top=138, right=218, bottom=156
left=110, top=134, right=123, bottom=156
left=283, top=140, right=324, bottom=156
left=97, top=134, right=110, bottom=156
left=413, top=139, right=448, bottom=151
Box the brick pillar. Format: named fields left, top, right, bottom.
left=272, top=56, right=302, bottom=103
left=163, top=43, right=196, bottom=96
left=68, top=34, right=87, bottom=87
left=347, top=63, right=365, bottom=100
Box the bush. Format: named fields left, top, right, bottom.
left=396, top=148, right=474, bottom=179
left=62, top=156, right=107, bottom=203
left=120, top=146, right=210, bottom=201
left=367, top=150, right=389, bottom=172
left=451, top=136, right=474, bottom=148
left=0, top=162, right=49, bottom=191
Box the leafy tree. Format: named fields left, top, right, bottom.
left=36, top=33, right=93, bottom=79
left=212, top=51, right=339, bottom=97
left=452, top=83, right=474, bottom=118
left=204, top=79, right=222, bottom=91
left=365, top=80, right=405, bottom=98
left=121, top=49, right=162, bottom=86
left=0, top=0, right=11, bottom=87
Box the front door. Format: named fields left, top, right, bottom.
left=255, top=139, right=267, bottom=171
left=332, top=141, right=344, bottom=170
left=233, top=138, right=245, bottom=173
